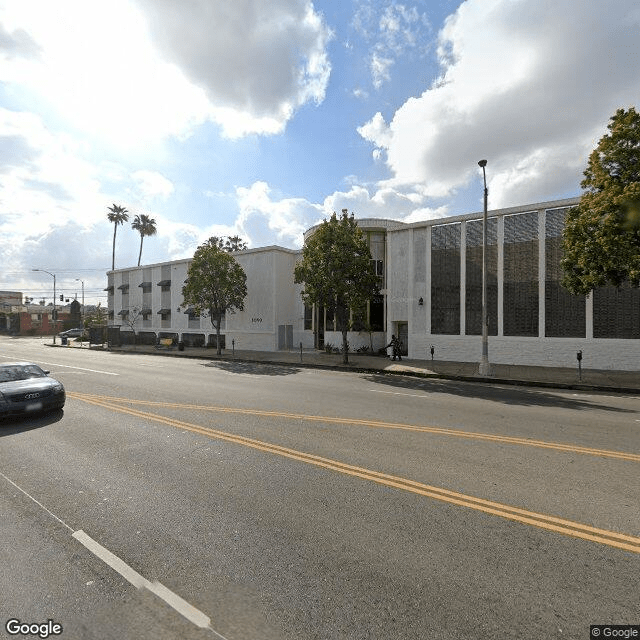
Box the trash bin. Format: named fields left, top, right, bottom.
left=61, top=336, right=68, bottom=345
left=178, top=341, right=185, bottom=351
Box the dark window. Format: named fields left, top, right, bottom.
left=504, top=212, right=539, bottom=337
left=593, top=285, right=640, bottom=338
left=465, top=218, right=498, bottom=336
left=545, top=209, right=586, bottom=337
left=370, top=295, right=384, bottom=331
left=431, top=224, right=461, bottom=334
left=304, top=305, right=313, bottom=331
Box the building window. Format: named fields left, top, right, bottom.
left=545, top=209, right=586, bottom=338
left=431, top=223, right=461, bottom=335
left=593, top=285, right=640, bottom=338
left=465, top=219, right=498, bottom=336
left=304, top=305, right=313, bottom=331
left=370, top=295, right=384, bottom=331
left=504, top=212, right=538, bottom=337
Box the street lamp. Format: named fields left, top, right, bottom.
left=75, top=278, right=85, bottom=329
left=477, top=160, right=492, bottom=376
left=32, top=268, right=57, bottom=344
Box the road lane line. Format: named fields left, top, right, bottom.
left=0, top=471, right=75, bottom=532
left=0, top=357, right=119, bottom=375
left=72, top=531, right=224, bottom=634
left=69, top=393, right=640, bottom=555
left=68, top=392, right=640, bottom=463
left=0, top=471, right=226, bottom=637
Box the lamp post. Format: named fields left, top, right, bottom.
left=32, top=268, right=57, bottom=344
left=477, top=160, right=492, bottom=376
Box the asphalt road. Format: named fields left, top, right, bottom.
left=1, top=337, right=639, bottom=640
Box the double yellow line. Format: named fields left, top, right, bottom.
left=71, top=393, right=640, bottom=463
left=69, top=391, right=640, bottom=554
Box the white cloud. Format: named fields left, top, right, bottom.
left=359, top=0, right=640, bottom=206
left=131, top=170, right=175, bottom=200
left=0, top=0, right=332, bottom=148
left=371, top=52, right=394, bottom=89
left=133, top=0, right=333, bottom=137
left=353, top=1, right=431, bottom=89
left=227, top=180, right=449, bottom=251
left=235, top=181, right=324, bottom=248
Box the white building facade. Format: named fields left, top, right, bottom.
left=107, top=198, right=640, bottom=371
left=386, top=197, right=640, bottom=371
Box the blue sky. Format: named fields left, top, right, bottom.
left=1, top=0, right=639, bottom=305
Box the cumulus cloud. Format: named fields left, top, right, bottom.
left=359, top=0, right=640, bottom=206
left=131, top=170, right=175, bottom=200
left=235, top=181, right=324, bottom=248
left=227, top=180, right=448, bottom=251
left=134, top=0, right=333, bottom=137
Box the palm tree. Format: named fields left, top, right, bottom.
left=132, top=213, right=157, bottom=266
left=107, top=204, right=129, bottom=271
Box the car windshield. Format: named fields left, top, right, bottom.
left=0, top=365, right=47, bottom=382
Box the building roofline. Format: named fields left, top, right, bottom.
left=106, top=245, right=299, bottom=275
left=389, top=196, right=581, bottom=232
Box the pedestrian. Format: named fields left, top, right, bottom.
left=385, top=334, right=402, bottom=361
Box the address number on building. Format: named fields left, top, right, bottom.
left=251, top=317, right=263, bottom=323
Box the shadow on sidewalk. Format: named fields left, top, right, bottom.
left=361, top=373, right=636, bottom=413
left=204, top=360, right=302, bottom=377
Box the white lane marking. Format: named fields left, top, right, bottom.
left=0, top=471, right=74, bottom=532
left=72, top=531, right=223, bottom=634
left=0, top=472, right=225, bottom=638
left=370, top=389, right=429, bottom=398
left=0, top=355, right=119, bottom=376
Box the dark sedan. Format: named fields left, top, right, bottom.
left=0, top=362, right=65, bottom=419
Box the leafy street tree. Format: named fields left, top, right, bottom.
left=207, top=235, right=248, bottom=252
left=294, top=210, right=381, bottom=364
left=107, top=204, right=129, bottom=272
left=132, top=213, right=158, bottom=266
left=181, top=239, right=248, bottom=355
left=562, top=107, right=640, bottom=294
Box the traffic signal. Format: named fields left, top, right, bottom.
left=60, top=294, right=64, bottom=301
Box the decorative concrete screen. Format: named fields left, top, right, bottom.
left=431, top=223, right=461, bottom=335
left=504, top=212, right=538, bottom=337
left=545, top=208, right=586, bottom=337
left=465, top=218, right=498, bottom=336
left=594, top=285, right=640, bottom=338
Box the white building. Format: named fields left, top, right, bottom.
left=107, top=198, right=640, bottom=370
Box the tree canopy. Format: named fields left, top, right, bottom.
left=132, top=214, right=157, bottom=266
left=107, top=203, right=129, bottom=272
left=181, top=239, right=247, bottom=354
left=207, top=235, right=248, bottom=252
left=562, top=107, right=640, bottom=294
left=294, top=211, right=380, bottom=363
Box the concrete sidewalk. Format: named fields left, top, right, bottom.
left=77, top=341, right=640, bottom=394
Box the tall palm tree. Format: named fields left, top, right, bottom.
left=107, top=204, right=129, bottom=271
left=132, top=213, right=157, bottom=266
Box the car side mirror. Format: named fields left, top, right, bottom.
left=43, top=370, right=50, bottom=375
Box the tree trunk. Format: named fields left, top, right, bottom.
left=212, top=312, right=222, bottom=355
left=137, top=236, right=143, bottom=266
left=112, top=225, right=117, bottom=271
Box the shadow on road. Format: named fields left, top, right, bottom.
left=0, top=408, right=65, bottom=435
left=204, top=361, right=302, bottom=376
left=360, top=374, right=636, bottom=413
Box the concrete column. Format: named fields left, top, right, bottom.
left=497, top=215, right=504, bottom=337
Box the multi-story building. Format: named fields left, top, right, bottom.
left=107, top=198, right=640, bottom=370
